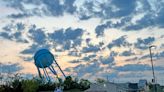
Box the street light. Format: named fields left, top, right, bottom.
left=149, top=45, right=156, bottom=92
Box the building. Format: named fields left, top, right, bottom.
left=85, top=82, right=127, bottom=92
left=85, top=79, right=149, bottom=92
left=138, top=79, right=149, bottom=92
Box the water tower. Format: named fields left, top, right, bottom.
left=34, top=49, right=66, bottom=81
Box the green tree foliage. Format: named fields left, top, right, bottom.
left=0, top=74, right=91, bottom=91
left=64, top=76, right=74, bottom=90
left=79, top=79, right=91, bottom=90
left=95, top=78, right=106, bottom=83
left=22, top=79, right=39, bottom=92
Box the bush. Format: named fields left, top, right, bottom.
left=22, top=79, right=39, bottom=92
left=78, top=79, right=90, bottom=90
left=11, top=79, right=23, bottom=92
left=38, top=82, right=56, bottom=91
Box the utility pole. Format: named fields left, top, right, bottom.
left=149, top=45, right=156, bottom=92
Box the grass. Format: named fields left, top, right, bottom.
left=38, top=89, right=84, bottom=92
left=64, top=89, right=84, bottom=92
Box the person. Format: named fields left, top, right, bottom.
left=54, top=86, right=62, bottom=92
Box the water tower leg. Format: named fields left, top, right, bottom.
left=43, top=68, right=50, bottom=82
left=48, top=65, right=60, bottom=81
left=37, top=67, right=42, bottom=79
left=49, top=65, right=57, bottom=75
left=45, top=68, right=51, bottom=82
left=39, top=62, right=50, bottom=82
left=54, top=60, right=66, bottom=78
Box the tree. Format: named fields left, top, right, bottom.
left=22, top=79, right=39, bottom=92
left=64, top=76, right=73, bottom=90
left=79, top=79, right=91, bottom=90
left=95, top=78, right=106, bottom=83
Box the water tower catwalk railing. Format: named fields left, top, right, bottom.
left=34, top=49, right=66, bottom=82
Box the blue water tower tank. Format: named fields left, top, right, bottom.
left=34, top=49, right=54, bottom=68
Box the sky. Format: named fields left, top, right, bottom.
left=0, top=0, right=164, bottom=84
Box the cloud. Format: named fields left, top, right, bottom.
left=82, top=44, right=100, bottom=53
left=115, top=64, right=164, bottom=72
left=20, top=26, right=84, bottom=61
left=120, top=49, right=135, bottom=56
left=8, top=13, right=31, bottom=18
left=110, top=0, right=137, bottom=17
left=110, top=51, right=118, bottom=56
left=154, top=51, right=164, bottom=59
left=42, top=0, right=76, bottom=16
left=100, top=55, right=115, bottom=65
left=69, top=60, right=81, bottom=63
left=125, top=57, right=138, bottom=62
left=4, top=0, right=164, bottom=32
left=95, top=17, right=131, bottom=37
left=0, top=22, right=28, bottom=43
left=65, top=61, right=103, bottom=77
left=3, top=22, right=25, bottom=32
left=20, top=43, right=51, bottom=61
left=86, top=0, right=164, bottom=33
left=48, top=27, right=84, bottom=50
left=28, top=25, right=47, bottom=44
left=0, top=63, right=22, bottom=73
left=21, top=43, right=50, bottom=55
left=68, top=51, right=81, bottom=57
left=107, top=35, right=131, bottom=49
left=0, top=32, right=12, bottom=40
left=81, top=54, right=96, bottom=62
left=78, top=0, right=136, bottom=20
left=134, top=37, right=155, bottom=50
left=42, top=0, right=64, bottom=16
left=21, top=44, right=38, bottom=54
left=63, top=0, right=76, bottom=14
left=100, top=72, right=118, bottom=79
left=4, top=0, right=77, bottom=17
left=139, top=54, right=150, bottom=60
left=99, top=51, right=116, bottom=65
left=118, top=72, right=145, bottom=78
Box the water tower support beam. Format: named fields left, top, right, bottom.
left=54, top=60, right=66, bottom=78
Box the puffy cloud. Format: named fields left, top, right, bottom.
left=28, top=25, right=47, bottom=44
left=125, top=57, right=138, bottom=62
left=2, top=22, right=25, bottom=31
left=82, top=45, right=100, bottom=53
left=48, top=27, right=84, bottom=50
left=3, top=0, right=164, bottom=32
left=134, top=37, right=155, bottom=50
left=4, top=0, right=77, bottom=17
left=120, top=49, right=135, bottom=56
left=0, top=63, right=22, bottom=73
left=42, top=0, right=64, bottom=16
left=68, top=51, right=81, bottom=57
left=100, top=55, right=115, bottom=65
left=95, top=17, right=131, bottom=37
left=63, top=0, right=76, bottom=14
left=69, top=60, right=81, bottom=63
left=107, top=35, right=131, bottom=49
left=70, top=62, right=103, bottom=76
left=154, top=51, right=164, bottom=59
left=78, top=0, right=136, bottom=20
left=21, top=43, right=50, bottom=55
left=0, top=32, right=12, bottom=40
left=115, top=64, right=164, bottom=72
left=99, top=51, right=116, bottom=65
left=8, top=13, right=31, bottom=18
left=110, top=0, right=137, bottom=17
left=81, top=54, right=96, bottom=62
left=0, top=22, right=28, bottom=43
